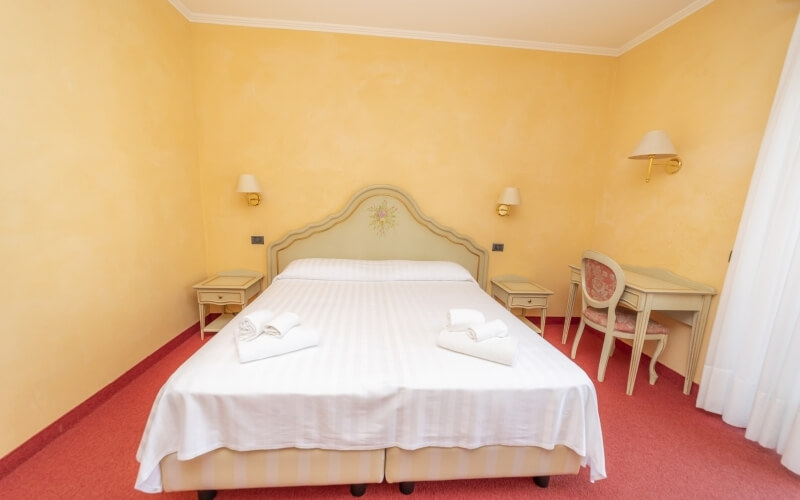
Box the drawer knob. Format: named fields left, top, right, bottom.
left=218, top=295, right=223, bottom=299
left=527, top=299, right=532, bottom=304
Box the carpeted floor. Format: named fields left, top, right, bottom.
left=1, top=323, right=798, bottom=499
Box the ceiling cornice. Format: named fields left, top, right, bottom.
left=618, top=0, right=713, bottom=54
left=167, top=0, right=192, bottom=20
left=168, top=0, right=713, bottom=57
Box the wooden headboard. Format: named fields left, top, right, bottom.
left=267, top=185, right=489, bottom=288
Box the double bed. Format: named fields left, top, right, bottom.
left=135, top=185, right=605, bottom=498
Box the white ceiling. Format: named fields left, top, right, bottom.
left=169, top=0, right=714, bottom=56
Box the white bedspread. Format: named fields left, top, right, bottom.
left=135, top=270, right=605, bottom=492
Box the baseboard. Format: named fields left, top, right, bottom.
left=0, top=320, right=200, bottom=479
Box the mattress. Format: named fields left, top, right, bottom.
left=136, top=259, right=605, bottom=492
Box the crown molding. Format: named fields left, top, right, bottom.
left=167, top=0, right=192, bottom=20
left=618, top=0, right=714, bottom=54
left=195, top=13, right=620, bottom=56
left=167, top=0, right=714, bottom=57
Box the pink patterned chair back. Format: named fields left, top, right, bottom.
left=581, top=251, right=625, bottom=309
left=585, top=259, right=617, bottom=301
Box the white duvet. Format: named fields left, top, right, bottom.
left=135, top=259, right=606, bottom=492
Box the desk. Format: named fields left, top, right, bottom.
left=562, top=264, right=716, bottom=396
left=193, top=271, right=263, bottom=339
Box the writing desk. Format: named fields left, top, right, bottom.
left=562, top=264, right=716, bottom=396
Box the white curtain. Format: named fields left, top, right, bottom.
left=696, top=14, right=800, bottom=474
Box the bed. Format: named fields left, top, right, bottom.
left=135, top=185, right=605, bottom=498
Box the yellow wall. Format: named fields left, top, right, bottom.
left=596, top=0, right=799, bottom=379
left=192, top=25, right=615, bottom=312
left=0, top=1, right=205, bottom=456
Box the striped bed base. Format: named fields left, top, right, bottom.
left=160, top=445, right=581, bottom=493
left=384, top=445, right=581, bottom=482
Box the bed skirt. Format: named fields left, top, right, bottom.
left=160, top=448, right=385, bottom=492
left=384, top=445, right=581, bottom=482
left=159, top=445, right=580, bottom=492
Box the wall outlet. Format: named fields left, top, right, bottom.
left=492, top=243, right=504, bottom=252
left=251, top=235, right=264, bottom=245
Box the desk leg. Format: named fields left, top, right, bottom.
left=684, top=295, right=712, bottom=395
left=562, top=282, right=578, bottom=344
left=626, top=298, right=654, bottom=396
left=198, top=303, right=206, bottom=340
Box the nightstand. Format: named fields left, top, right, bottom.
left=490, top=276, right=554, bottom=336
left=193, top=270, right=264, bottom=339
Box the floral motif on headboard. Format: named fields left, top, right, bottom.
left=367, top=199, right=398, bottom=237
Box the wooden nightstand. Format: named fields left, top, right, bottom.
left=490, top=276, right=554, bottom=336
left=193, top=270, right=264, bottom=339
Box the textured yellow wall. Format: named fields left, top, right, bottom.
left=192, top=25, right=615, bottom=312
left=0, top=1, right=205, bottom=456
left=596, top=0, right=799, bottom=380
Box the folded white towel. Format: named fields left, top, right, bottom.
left=236, top=326, right=320, bottom=363
left=466, top=319, right=509, bottom=342
left=237, top=310, right=275, bottom=342
left=264, top=312, right=301, bottom=338
left=447, top=308, right=485, bottom=331
left=437, top=329, right=518, bottom=366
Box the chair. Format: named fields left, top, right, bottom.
left=570, top=251, right=670, bottom=386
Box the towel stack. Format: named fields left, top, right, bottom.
left=235, top=310, right=319, bottom=363
left=437, top=309, right=518, bottom=365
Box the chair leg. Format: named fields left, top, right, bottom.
left=608, top=339, right=615, bottom=358
left=597, top=334, right=616, bottom=382
left=570, top=319, right=586, bottom=359
left=649, top=336, right=668, bottom=385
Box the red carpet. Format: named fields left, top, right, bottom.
left=1, top=323, right=799, bottom=499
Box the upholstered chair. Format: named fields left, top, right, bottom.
left=570, top=251, right=670, bottom=386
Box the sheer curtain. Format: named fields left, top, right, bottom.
left=696, top=14, right=800, bottom=474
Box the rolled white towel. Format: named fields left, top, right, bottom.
left=466, top=319, right=508, bottom=342
left=237, top=310, right=275, bottom=342
left=236, top=326, right=320, bottom=363
left=447, top=308, right=485, bottom=331
left=264, top=311, right=301, bottom=338
left=437, top=329, right=518, bottom=366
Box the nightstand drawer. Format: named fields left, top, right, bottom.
left=198, top=291, right=243, bottom=304
left=510, top=295, right=549, bottom=308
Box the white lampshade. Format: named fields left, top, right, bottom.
left=236, top=174, right=262, bottom=193
left=497, top=187, right=521, bottom=206
left=628, top=130, right=678, bottom=159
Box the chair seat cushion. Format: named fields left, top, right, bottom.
left=584, top=306, right=669, bottom=334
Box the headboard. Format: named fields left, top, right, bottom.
left=267, top=185, right=489, bottom=288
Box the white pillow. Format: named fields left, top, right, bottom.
left=276, top=258, right=475, bottom=282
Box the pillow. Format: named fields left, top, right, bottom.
left=275, top=258, right=476, bottom=283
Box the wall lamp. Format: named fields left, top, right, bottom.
left=236, top=174, right=262, bottom=206
left=496, top=187, right=520, bottom=216
left=628, top=130, right=683, bottom=183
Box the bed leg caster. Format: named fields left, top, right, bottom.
left=197, top=490, right=217, bottom=500
left=399, top=481, right=415, bottom=495
left=350, top=483, right=368, bottom=497
left=533, top=476, right=550, bottom=488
